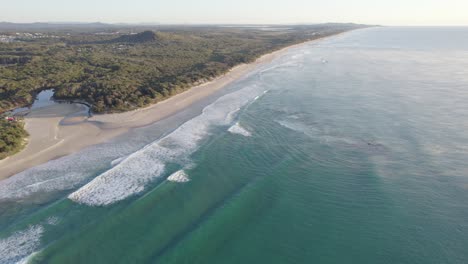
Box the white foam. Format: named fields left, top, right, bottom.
left=167, top=170, right=190, bottom=183
left=0, top=141, right=135, bottom=202
left=68, top=152, right=166, bottom=206
left=69, top=83, right=266, bottom=206
left=46, top=216, right=60, bottom=226
left=277, top=119, right=311, bottom=133
left=0, top=225, right=44, bottom=264
left=277, top=119, right=357, bottom=145
left=110, top=156, right=127, bottom=167
left=225, top=107, right=241, bottom=124
left=228, top=122, right=252, bottom=137
left=253, top=90, right=269, bottom=102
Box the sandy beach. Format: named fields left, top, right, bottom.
left=0, top=39, right=321, bottom=180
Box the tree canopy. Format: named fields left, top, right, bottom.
left=0, top=118, right=28, bottom=160
left=0, top=24, right=364, bottom=114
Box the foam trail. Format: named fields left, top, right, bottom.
left=0, top=225, right=44, bottom=264
left=110, top=156, right=127, bottom=167
left=277, top=119, right=360, bottom=145
left=69, top=83, right=266, bottom=206
left=228, top=122, right=252, bottom=137
left=18, top=252, right=40, bottom=264
left=225, top=107, right=241, bottom=124
left=0, top=141, right=136, bottom=202
left=69, top=147, right=166, bottom=206
left=46, top=216, right=60, bottom=226
left=167, top=170, right=190, bottom=183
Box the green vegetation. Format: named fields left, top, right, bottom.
left=0, top=24, right=365, bottom=114
left=0, top=117, right=28, bottom=160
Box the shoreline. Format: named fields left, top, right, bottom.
left=0, top=32, right=349, bottom=180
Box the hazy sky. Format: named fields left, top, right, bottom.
left=1, top=0, right=468, bottom=26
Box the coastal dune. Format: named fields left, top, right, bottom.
left=0, top=41, right=313, bottom=180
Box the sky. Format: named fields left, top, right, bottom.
left=1, top=0, right=468, bottom=26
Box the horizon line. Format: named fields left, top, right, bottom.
left=1, top=21, right=468, bottom=27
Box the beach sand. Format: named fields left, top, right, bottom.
left=0, top=40, right=319, bottom=180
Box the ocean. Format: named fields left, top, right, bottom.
left=1, top=27, right=468, bottom=263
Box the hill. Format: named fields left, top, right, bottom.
left=111, top=31, right=158, bottom=43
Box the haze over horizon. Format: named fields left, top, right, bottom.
left=2, top=0, right=468, bottom=26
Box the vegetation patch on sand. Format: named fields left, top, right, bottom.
left=0, top=117, right=28, bottom=160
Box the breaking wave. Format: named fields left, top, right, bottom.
left=0, top=225, right=44, bottom=264
left=228, top=122, right=252, bottom=137
left=110, top=156, right=127, bottom=167
left=167, top=170, right=190, bottom=183
left=69, top=83, right=266, bottom=206
left=0, top=142, right=133, bottom=202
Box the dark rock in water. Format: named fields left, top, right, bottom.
left=344, top=140, right=388, bottom=155
left=365, top=141, right=387, bottom=153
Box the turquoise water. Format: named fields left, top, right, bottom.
left=1, top=27, right=468, bottom=263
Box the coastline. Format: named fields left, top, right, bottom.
left=0, top=33, right=347, bottom=180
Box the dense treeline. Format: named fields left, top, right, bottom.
left=0, top=24, right=366, bottom=113
left=0, top=118, right=28, bottom=160
left=0, top=56, right=32, bottom=65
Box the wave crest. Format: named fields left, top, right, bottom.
left=0, top=225, right=44, bottom=264
left=167, top=170, right=190, bottom=183
left=228, top=122, right=252, bottom=137
left=69, top=83, right=266, bottom=206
